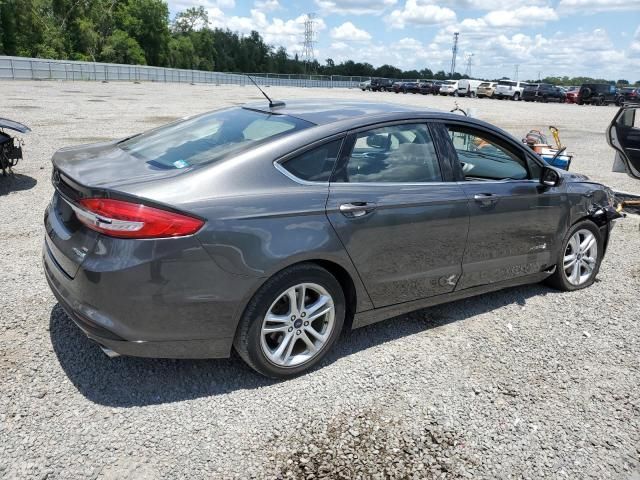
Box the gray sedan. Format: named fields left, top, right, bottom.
left=43, top=100, right=620, bottom=378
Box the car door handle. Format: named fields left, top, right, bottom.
left=339, top=202, right=377, bottom=217
left=473, top=193, right=498, bottom=205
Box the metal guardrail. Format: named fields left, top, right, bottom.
left=0, top=56, right=371, bottom=88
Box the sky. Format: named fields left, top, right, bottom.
left=167, top=0, right=640, bottom=81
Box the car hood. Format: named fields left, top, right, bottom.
left=51, top=140, right=187, bottom=189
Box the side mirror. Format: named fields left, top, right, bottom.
left=540, top=166, right=562, bottom=187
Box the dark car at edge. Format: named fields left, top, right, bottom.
left=44, top=100, right=620, bottom=378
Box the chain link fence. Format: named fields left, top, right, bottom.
left=0, top=56, right=373, bottom=88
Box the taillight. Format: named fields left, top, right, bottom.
left=73, top=198, right=204, bottom=239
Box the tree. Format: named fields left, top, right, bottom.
left=172, top=6, right=207, bottom=34
left=117, top=0, right=170, bottom=66
left=101, top=30, right=146, bottom=64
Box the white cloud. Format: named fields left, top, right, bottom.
left=629, top=26, right=640, bottom=59
left=207, top=9, right=326, bottom=53
left=253, top=0, right=281, bottom=12
left=388, top=0, right=457, bottom=28
left=558, top=0, right=640, bottom=12
left=331, top=22, right=372, bottom=41
left=315, top=0, right=397, bottom=15
left=483, top=6, right=558, bottom=27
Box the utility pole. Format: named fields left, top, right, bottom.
left=450, top=32, right=459, bottom=78
left=302, top=13, right=316, bottom=73
left=464, top=53, right=473, bottom=77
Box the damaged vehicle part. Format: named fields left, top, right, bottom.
left=0, top=118, right=31, bottom=176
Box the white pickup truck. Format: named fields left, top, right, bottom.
left=494, top=79, right=527, bottom=101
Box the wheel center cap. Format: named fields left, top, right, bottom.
left=294, top=319, right=303, bottom=328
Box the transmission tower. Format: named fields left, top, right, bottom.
left=464, top=53, right=474, bottom=77
left=514, top=64, right=519, bottom=81
left=450, top=32, right=459, bottom=77
left=302, top=13, right=316, bottom=66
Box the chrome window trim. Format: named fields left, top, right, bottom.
left=273, top=161, right=330, bottom=186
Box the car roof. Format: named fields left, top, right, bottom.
left=242, top=99, right=436, bottom=125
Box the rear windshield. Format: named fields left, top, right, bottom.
left=479, top=82, right=490, bottom=87
left=498, top=81, right=516, bottom=87
left=524, top=84, right=539, bottom=90
left=119, top=107, right=312, bottom=169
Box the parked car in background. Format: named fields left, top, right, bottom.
left=439, top=80, right=459, bottom=96
left=494, top=80, right=526, bottom=101
left=578, top=83, right=619, bottom=106
left=476, top=82, right=497, bottom=98
left=457, top=79, right=483, bottom=97
left=565, top=86, right=580, bottom=104
left=359, top=80, right=371, bottom=91
left=43, top=99, right=620, bottom=378
left=523, top=84, right=567, bottom=103
left=370, top=78, right=394, bottom=92
left=418, top=81, right=440, bottom=95
left=391, top=81, right=405, bottom=93
left=400, top=82, right=420, bottom=94
left=618, top=87, right=640, bottom=105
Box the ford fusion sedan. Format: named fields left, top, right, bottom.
left=44, top=100, right=620, bottom=378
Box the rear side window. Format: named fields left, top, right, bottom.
left=334, top=123, right=442, bottom=183
left=281, top=139, right=343, bottom=182
left=119, top=107, right=312, bottom=170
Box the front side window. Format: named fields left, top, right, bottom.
left=446, top=126, right=529, bottom=181
left=335, top=123, right=442, bottom=183
left=280, top=139, right=343, bottom=182
left=119, top=107, right=312, bottom=170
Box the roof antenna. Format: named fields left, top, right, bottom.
left=246, top=75, right=285, bottom=108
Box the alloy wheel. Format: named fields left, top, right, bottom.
left=260, top=283, right=335, bottom=367
left=563, top=229, right=598, bottom=286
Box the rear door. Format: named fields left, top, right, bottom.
left=608, top=106, right=640, bottom=179
left=326, top=121, right=469, bottom=308
left=441, top=122, right=568, bottom=289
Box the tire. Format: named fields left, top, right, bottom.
left=512, top=92, right=520, bottom=101
left=234, top=263, right=346, bottom=379
left=544, top=220, right=603, bottom=291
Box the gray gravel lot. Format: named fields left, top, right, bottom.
left=1, top=81, right=639, bottom=479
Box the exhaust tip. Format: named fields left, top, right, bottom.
left=99, top=345, right=121, bottom=358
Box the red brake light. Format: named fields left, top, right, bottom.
left=75, top=198, right=204, bottom=239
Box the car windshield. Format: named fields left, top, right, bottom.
left=119, top=107, right=312, bottom=170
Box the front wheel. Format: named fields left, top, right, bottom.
left=512, top=92, right=520, bottom=101
left=234, top=263, right=345, bottom=378
left=545, top=220, right=603, bottom=291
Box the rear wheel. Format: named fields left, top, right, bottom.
left=234, top=263, right=345, bottom=378
left=512, top=92, right=520, bottom=101
left=545, top=220, right=603, bottom=291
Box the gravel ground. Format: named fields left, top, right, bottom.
left=1, top=81, right=639, bottom=479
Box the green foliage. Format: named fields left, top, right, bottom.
left=101, top=30, right=146, bottom=65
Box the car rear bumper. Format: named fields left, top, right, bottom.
left=42, top=231, right=253, bottom=359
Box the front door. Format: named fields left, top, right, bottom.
left=442, top=123, right=568, bottom=289
left=608, top=106, right=640, bottom=180
left=326, top=122, right=469, bottom=308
